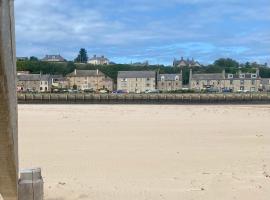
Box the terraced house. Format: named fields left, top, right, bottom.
left=66, top=69, right=114, bottom=91
left=190, top=69, right=261, bottom=92
left=157, top=73, right=182, bottom=91
left=17, top=74, right=52, bottom=92
left=117, top=71, right=156, bottom=93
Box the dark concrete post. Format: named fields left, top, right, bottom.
left=0, top=0, right=18, bottom=200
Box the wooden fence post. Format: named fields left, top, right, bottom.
left=0, top=0, right=18, bottom=199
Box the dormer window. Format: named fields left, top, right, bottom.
left=161, top=76, right=165, bottom=81
left=251, top=74, right=257, bottom=78
left=240, top=74, right=245, bottom=78
left=228, top=74, right=233, bottom=79
left=175, top=75, right=179, bottom=81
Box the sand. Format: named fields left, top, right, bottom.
left=18, top=105, right=270, bottom=200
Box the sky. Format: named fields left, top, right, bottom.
left=15, top=0, right=270, bottom=65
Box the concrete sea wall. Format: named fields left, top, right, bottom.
left=18, top=93, right=270, bottom=104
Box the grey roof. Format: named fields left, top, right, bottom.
left=157, top=74, right=182, bottom=81
left=17, top=74, right=51, bottom=81
left=42, top=55, right=65, bottom=61
left=118, top=71, right=156, bottom=78
left=67, top=69, right=110, bottom=78
left=192, top=73, right=224, bottom=80
left=89, top=55, right=109, bottom=61
left=173, top=57, right=201, bottom=67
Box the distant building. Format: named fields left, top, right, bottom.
left=16, top=57, right=28, bottom=61
left=17, top=74, right=52, bottom=92
left=117, top=71, right=156, bottom=93
left=173, top=57, right=201, bottom=68
left=190, top=69, right=261, bottom=92
left=66, top=69, right=113, bottom=91
left=157, top=73, right=182, bottom=91
left=17, top=71, right=30, bottom=75
left=88, top=55, right=110, bottom=65
left=51, top=75, right=69, bottom=90
left=131, top=61, right=149, bottom=66
left=42, top=55, right=66, bottom=62
left=260, top=78, right=270, bottom=92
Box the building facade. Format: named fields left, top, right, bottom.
left=157, top=74, right=182, bottom=91
left=17, top=74, right=52, bottom=92
left=66, top=69, right=114, bottom=91
left=190, top=69, right=261, bottom=92
left=88, top=55, right=110, bottom=65
left=260, top=78, right=270, bottom=92
left=117, top=71, right=156, bottom=93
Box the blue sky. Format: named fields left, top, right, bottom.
left=15, top=0, right=270, bottom=65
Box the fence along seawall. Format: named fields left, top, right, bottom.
left=17, top=93, right=270, bottom=104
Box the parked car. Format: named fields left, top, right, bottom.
left=145, top=89, right=160, bottom=94
left=112, top=90, right=128, bottom=94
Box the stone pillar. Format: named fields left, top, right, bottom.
left=0, top=0, right=18, bottom=200
left=18, top=169, right=44, bottom=200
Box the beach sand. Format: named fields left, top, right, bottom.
left=19, top=105, right=270, bottom=200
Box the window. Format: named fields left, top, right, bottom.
left=240, top=74, right=245, bottom=78
left=146, top=83, right=150, bottom=87
left=217, top=81, right=220, bottom=85
left=240, top=80, right=244, bottom=85
left=228, top=74, right=233, bottom=79
left=161, top=76, right=165, bottom=81
left=121, top=78, right=127, bottom=82
left=175, top=76, right=179, bottom=81
left=147, top=77, right=150, bottom=81
left=176, top=83, right=178, bottom=86
left=251, top=74, right=257, bottom=78
left=196, top=81, right=199, bottom=85
left=161, top=83, right=164, bottom=86
left=230, top=80, right=233, bottom=85
left=168, top=83, right=171, bottom=86
left=40, top=87, right=42, bottom=91
left=252, top=80, right=255, bottom=85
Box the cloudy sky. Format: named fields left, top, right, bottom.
left=15, top=0, right=270, bottom=65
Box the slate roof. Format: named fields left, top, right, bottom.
left=42, top=55, right=65, bottom=62
left=173, top=57, right=201, bottom=67
left=66, top=70, right=112, bottom=80
left=157, top=74, right=182, bottom=81
left=192, top=73, right=224, bottom=80
left=118, top=71, right=156, bottom=78
left=17, top=74, right=51, bottom=81
left=89, top=55, right=109, bottom=61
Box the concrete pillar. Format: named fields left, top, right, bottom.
left=18, top=169, right=43, bottom=200
left=0, top=0, right=18, bottom=200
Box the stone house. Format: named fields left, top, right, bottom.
left=173, top=57, right=201, bottom=68
left=88, top=55, right=110, bottom=65
left=17, top=74, right=52, bottom=92
left=66, top=69, right=113, bottom=91
left=190, top=69, right=261, bottom=92
left=157, top=73, right=182, bottom=91
left=260, top=78, right=270, bottom=92
left=51, top=75, right=69, bottom=90
left=42, top=54, right=66, bottom=62
left=117, top=71, right=156, bottom=93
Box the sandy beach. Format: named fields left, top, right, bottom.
left=18, top=105, right=270, bottom=200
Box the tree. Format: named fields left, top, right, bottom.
left=214, top=58, right=239, bottom=69
left=74, top=48, right=88, bottom=63
left=29, top=56, right=39, bottom=61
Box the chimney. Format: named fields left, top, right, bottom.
left=74, top=69, right=77, bottom=75
left=189, top=68, right=193, bottom=88
left=96, top=69, right=99, bottom=75
left=256, top=68, right=260, bottom=76
left=222, top=69, right=225, bottom=79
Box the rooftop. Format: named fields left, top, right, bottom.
left=118, top=71, right=156, bottom=78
